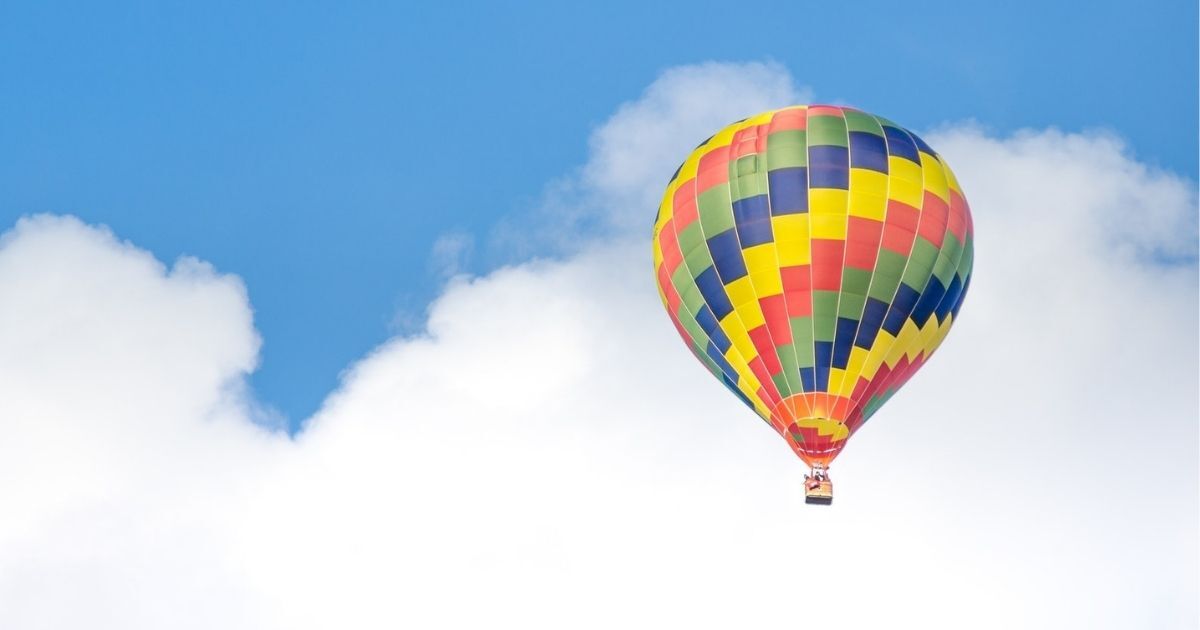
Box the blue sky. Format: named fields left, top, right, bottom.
left=2, top=0, right=1195, bottom=427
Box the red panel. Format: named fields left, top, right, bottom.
left=808, top=105, right=844, bottom=118
left=697, top=146, right=730, bottom=192
left=656, top=264, right=681, bottom=313
left=917, top=191, right=949, bottom=247
left=947, top=190, right=968, bottom=242
left=672, top=179, right=699, bottom=226
left=748, top=325, right=783, bottom=374
left=881, top=201, right=920, bottom=255
left=759, top=294, right=792, bottom=344
left=769, top=108, right=808, bottom=132
left=845, top=216, right=883, bottom=270
left=750, top=359, right=781, bottom=404
left=810, top=239, right=844, bottom=291
left=780, top=266, right=813, bottom=316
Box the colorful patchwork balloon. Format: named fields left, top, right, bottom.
left=652, top=105, right=973, bottom=477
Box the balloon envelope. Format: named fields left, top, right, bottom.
left=652, top=105, right=973, bottom=466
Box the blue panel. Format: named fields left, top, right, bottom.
left=832, top=317, right=858, bottom=368
left=808, top=145, right=849, bottom=189
left=814, top=341, right=833, bottom=390
left=883, top=126, right=919, bottom=164
left=708, top=343, right=739, bottom=382
left=849, top=131, right=888, bottom=174
left=737, top=219, right=773, bottom=248
left=696, top=266, right=734, bottom=319
left=950, top=275, right=971, bottom=319
left=767, top=167, right=808, bottom=215
left=733, top=195, right=774, bottom=247
left=910, top=276, right=947, bottom=327
left=706, top=229, right=748, bottom=282
left=799, top=366, right=816, bottom=392
left=734, top=193, right=770, bottom=223
left=695, top=306, right=732, bottom=353
left=910, top=131, right=936, bottom=156
left=854, top=297, right=890, bottom=349
left=934, top=274, right=963, bottom=323
left=721, top=373, right=754, bottom=409
left=881, top=283, right=921, bottom=335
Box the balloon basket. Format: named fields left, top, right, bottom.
left=804, top=480, right=834, bottom=505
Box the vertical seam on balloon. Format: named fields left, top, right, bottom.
left=690, top=120, right=772, bottom=422
left=868, top=146, right=955, bottom=404
left=853, top=127, right=940, bottom=424
left=735, top=116, right=790, bottom=417
left=842, top=112, right=894, bottom=432
left=660, top=154, right=725, bottom=387
left=761, top=107, right=806, bottom=435
left=843, top=123, right=929, bottom=424
left=723, top=118, right=785, bottom=419
left=799, top=104, right=822, bottom=462
left=824, top=106, right=855, bottom=414
left=659, top=188, right=721, bottom=380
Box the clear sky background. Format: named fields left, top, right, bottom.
left=1, top=0, right=1195, bottom=426
left=1, top=4, right=1197, bottom=628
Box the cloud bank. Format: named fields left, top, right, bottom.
left=1, top=63, right=1195, bottom=629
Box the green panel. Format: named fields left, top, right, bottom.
left=790, top=319, right=815, bottom=365
left=697, top=187, right=735, bottom=235
left=684, top=247, right=714, bottom=279
left=734, top=174, right=767, bottom=200
left=812, top=291, right=839, bottom=341
left=735, top=155, right=758, bottom=177
left=677, top=222, right=705, bottom=254
left=771, top=372, right=793, bottom=398
left=843, top=110, right=884, bottom=135
left=868, top=249, right=908, bottom=302
left=680, top=308, right=708, bottom=345
left=959, top=234, right=974, bottom=276
left=680, top=282, right=705, bottom=313
left=902, top=238, right=939, bottom=286
left=730, top=154, right=768, bottom=201
left=931, top=249, right=958, bottom=287
left=840, top=267, right=872, bottom=295
left=766, top=130, right=807, bottom=169
left=778, top=350, right=801, bottom=390
left=806, top=115, right=849, bottom=147
left=837, top=292, right=867, bottom=320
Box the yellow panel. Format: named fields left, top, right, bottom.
left=861, top=329, right=896, bottom=380
left=840, top=343, right=868, bottom=384
left=810, top=189, right=849, bottom=214
left=811, top=212, right=848, bottom=240
left=750, top=270, right=783, bottom=297
left=827, top=367, right=848, bottom=395
left=725, top=275, right=757, bottom=306
left=850, top=168, right=888, bottom=197
left=885, top=319, right=920, bottom=368
left=797, top=417, right=850, bottom=440
left=772, top=214, right=810, bottom=243
left=746, top=110, right=776, bottom=126
left=920, top=153, right=949, bottom=202
left=888, top=176, right=924, bottom=208
left=776, top=238, right=811, bottom=266
left=944, top=163, right=963, bottom=195
left=720, top=316, right=758, bottom=360
left=849, top=190, right=887, bottom=221
left=889, top=156, right=923, bottom=185
left=743, top=244, right=778, bottom=276
left=736, top=301, right=766, bottom=330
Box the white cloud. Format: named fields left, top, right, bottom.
left=0, top=64, right=1195, bottom=629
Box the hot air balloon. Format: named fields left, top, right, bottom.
left=651, top=105, right=973, bottom=505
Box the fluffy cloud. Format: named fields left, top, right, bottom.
left=1, top=63, right=1195, bottom=629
